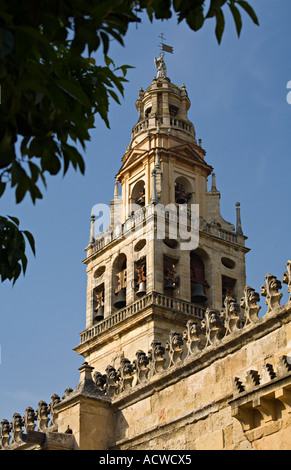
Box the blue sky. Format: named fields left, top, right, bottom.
left=1, top=0, right=291, bottom=421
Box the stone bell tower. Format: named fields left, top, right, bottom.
left=75, top=55, right=249, bottom=372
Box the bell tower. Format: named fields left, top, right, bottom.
left=75, top=56, right=249, bottom=372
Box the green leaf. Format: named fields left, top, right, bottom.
left=108, top=88, right=121, bottom=105
left=41, top=151, right=61, bottom=175
left=56, top=80, right=91, bottom=107
left=206, top=0, right=227, bottom=18
left=215, top=9, right=225, bottom=44
left=0, top=182, right=6, bottom=197
left=100, top=32, right=109, bottom=55
left=20, top=252, right=28, bottom=274
left=7, top=215, right=19, bottom=226
left=23, top=230, right=36, bottom=256
left=29, top=184, right=43, bottom=204
left=186, top=9, right=204, bottom=31
left=15, top=178, right=29, bottom=203
left=229, top=2, right=242, bottom=37
left=237, top=0, right=259, bottom=25
left=12, top=262, right=22, bottom=285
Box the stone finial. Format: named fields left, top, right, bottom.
left=118, top=358, right=134, bottom=392
left=48, top=394, right=60, bottom=427
left=36, top=401, right=49, bottom=431
left=211, top=172, right=217, bottom=191
left=93, top=371, right=107, bottom=393
left=166, top=331, right=184, bottom=367
left=89, top=214, right=95, bottom=245
left=62, top=388, right=73, bottom=400
left=282, top=260, right=291, bottom=302
left=150, top=168, right=157, bottom=203
left=220, top=296, right=241, bottom=336
left=133, top=350, right=150, bottom=384
left=11, top=413, right=24, bottom=443
left=235, top=202, right=243, bottom=235
left=240, top=286, right=261, bottom=325
left=105, top=365, right=120, bottom=397
left=0, top=419, right=11, bottom=448
left=23, top=406, right=36, bottom=434
left=260, top=273, right=282, bottom=314
left=183, top=320, right=203, bottom=357
left=201, top=309, right=225, bottom=346
left=148, top=340, right=166, bottom=374
left=114, top=180, right=119, bottom=199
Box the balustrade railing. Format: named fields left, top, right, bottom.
left=88, top=204, right=241, bottom=258
left=79, top=291, right=206, bottom=344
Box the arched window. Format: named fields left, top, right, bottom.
left=113, top=254, right=127, bottom=309
left=175, top=176, right=193, bottom=204
left=190, top=252, right=208, bottom=304
left=93, top=284, right=104, bottom=323
left=131, top=180, right=145, bottom=208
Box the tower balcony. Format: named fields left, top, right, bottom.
left=130, top=115, right=195, bottom=145
left=78, top=291, right=206, bottom=346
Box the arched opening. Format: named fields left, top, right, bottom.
left=190, top=252, right=208, bottom=304
left=145, top=107, right=151, bottom=118
left=175, top=176, right=193, bottom=204
left=169, top=105, right=179, bottom=117
left=164, top=255, right=179, bottom=297
left=93, top=283, right=104, bottom=323
left=134, top=257, right=147, bottom=298
left=130, top=180, right=145, bottom=209
left=112, top=253, right=127, bottom=310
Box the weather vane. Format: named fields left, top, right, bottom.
left=158, top=33, right=174, bottom=56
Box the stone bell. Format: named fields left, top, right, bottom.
left=136, top=281, right=146, bottom=297
left=114, top=289, right=126, bottom=309
left=191, top=283, right=207, bottom=304
left=94, top=305, right=104, bottom=322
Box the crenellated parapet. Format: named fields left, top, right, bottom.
left=89, top=260, right=291, bottom=401
left=0, top=393, right=62, bottom=449
left=230, top=355, right=291, bottom=432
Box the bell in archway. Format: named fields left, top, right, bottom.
left=136, top=281, right=146, bottom=297
left=191, top=283, right=207, bottom=304
left=94, top=305, right=104, bottom=322
left=175, top=189, right=186, bottom=204
left=114, top=289, right=126, bottom=309
left=165, top=278, right=175, bottom=290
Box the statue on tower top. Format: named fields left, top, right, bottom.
left=154, top=54, right=167, bottom=78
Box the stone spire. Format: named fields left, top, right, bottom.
left=236, top=202, right=243, bottom=235
left=89, top=214, right=95, bottom=245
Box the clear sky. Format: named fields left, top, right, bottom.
left=1, top=0, right=291, bottom=421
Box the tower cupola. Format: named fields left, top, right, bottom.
left=131, top=54, right=196, bottom=148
